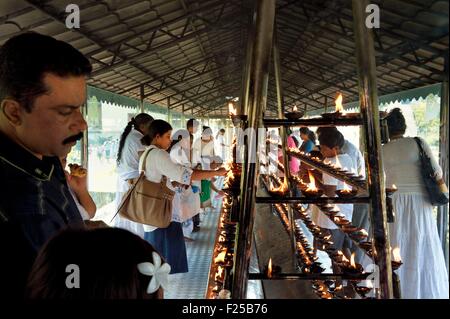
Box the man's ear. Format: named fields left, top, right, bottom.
left=1, top=99, right=23, bottom=126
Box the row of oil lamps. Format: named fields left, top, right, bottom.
left=264, top=173, right=373, bottom=299
left=287, top=148, right=367, bottom=191
left=273, top=203, right=321, bottom=272
left=208, top=156, right=242, bottom=299
left=209, top=193, right=237, bottom=299
left=284, top=93, right=361, bottom=120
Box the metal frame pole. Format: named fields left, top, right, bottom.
left=81, top=101, right=88, bottom=168
left=273, top=26, right=298, bottom=269
left=140, top=84, right=145, bottom=113
left=352, top=0, right=393, bottom=299
left=240, top=11, right=256, bottom=116
left=232, top=0, right=276, bottom=299
left=437, top=51, right=449, bottom=272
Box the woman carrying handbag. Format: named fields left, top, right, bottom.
left=382, top=108, right=448, bottom=299
left=140, top=120, right=227, bottom=274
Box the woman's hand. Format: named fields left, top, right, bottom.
left=216, top=190, right=226, bottom=197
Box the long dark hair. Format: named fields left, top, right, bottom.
left=141, top=119, right=173, bottom=146
left=299, top=127, right=316, bottom=144
left=117, top=113, right=153, bottom=164
left=26, top=228, right=163, bottom=299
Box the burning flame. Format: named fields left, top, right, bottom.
left=341, top=183, right=352, bottom=193
left=392, top=184, right=397, bottom=190
left=335, top=93, right=344, bottom=113
left=392, top=247, right=402, bottom=262
left=271, top=177, right=288, bottom=193
left=306, top=171, right=318, bottom=192
left=350, top=253, right=356, bottom=268
left=214, top=250, right=227, bottom=264
left=293, top=105, right=298, bottom=112
left=228, top=102, right=237, bottom=115
left=215, top=266, right=224, bottom=281
left=267, top=258, right=273, bottom=278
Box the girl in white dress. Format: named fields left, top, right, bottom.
left=112, top=113, right=153, bottom=238
left=383, top=108, right=448, bottom=299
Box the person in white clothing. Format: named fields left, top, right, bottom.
left=317, top=126, right=368, bottom=264
left=112, top=113, right=153, bottom=238
left=311, top=129, right=356, bottom=258
left=169, top=129, right=200, bottom=240
left=192, top=126, right=224, bottom=214
left=140, top=120, right=227, bottom=274
left=383, top=108, right=448, bottom=299
left=215, top=128, right=228, bottom=162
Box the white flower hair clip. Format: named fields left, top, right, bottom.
left=137, top=252, right=171, bottom=294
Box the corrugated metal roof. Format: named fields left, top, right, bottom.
left=1, top=0, right=448, bottom=117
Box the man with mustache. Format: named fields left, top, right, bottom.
left=0, top=32, right=92, bottom=298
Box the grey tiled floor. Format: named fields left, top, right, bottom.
left=165, top=210, right=219, bottom=299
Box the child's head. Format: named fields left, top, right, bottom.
left=318, top=128, right=345, bottom=158
left=26, top=227, right=169, bottom=299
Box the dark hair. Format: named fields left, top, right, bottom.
left=117, top=113, right=154, bottom=164
left=26, top=228, right=163, bottom=299
left=386, top=108, right=406, bottom=137
left=318, top=128, right=344, bottom=149
left=219, top=129, right=226, bottom=133
left=316, top=126, right=338, bottom=138
left=0, top=32, right=92, bottom=112
left=141, top=119, right=172, bottom=146
left=299, top=127, right=316, bottom=144
left=186, top=118, right=197, bottom=129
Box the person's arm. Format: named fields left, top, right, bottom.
left=210, top=180, right=225, bottom=196
left=66, top=173, right=97, bottom=218
left=191, top=167, right=227, bottom=181
left=419, top=138, right=448, bottom=192
left=75, top=191, right=97, bottom=218
left=419, top=137, right=444, bottom=180
left=154, top=148, right=227, bottom=185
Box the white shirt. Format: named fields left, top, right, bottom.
left=311, top=153, right=356, bottom=229
left=215, top=134, right=226, bottom=159
left=341, top=139, right=365, bottom=177
left=68, top=187, right=90, bottom=220
left=139, top=145, right=193, bottom=232
left=382, top=137, right=442, bottom=194
left=117, top=129, right=145, bottom=190
left=192, top=138, right=216, bottom=170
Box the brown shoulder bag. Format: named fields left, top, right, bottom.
left=113, top=148, right=175, bottom=228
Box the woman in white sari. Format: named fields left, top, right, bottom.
left=383, top=108, right=448, bottom=299
left=112, top=113, right=153, bottom=238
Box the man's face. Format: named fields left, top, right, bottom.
left=320, top=144, right=337, bottom=158
left=16, top=73, right=87, bottom=158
